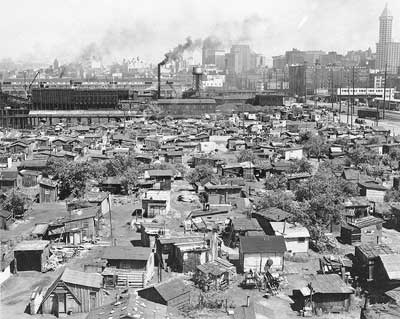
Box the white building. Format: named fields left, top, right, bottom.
left=270, top=222, right=310, bottom=254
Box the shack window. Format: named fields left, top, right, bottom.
left=298, top=237, right=306, bottom=243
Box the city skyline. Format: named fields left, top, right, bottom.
left=1, top=0, right=400, bottom=67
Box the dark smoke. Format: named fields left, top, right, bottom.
left=202, top=36, right=223, bottom=50
left=159, top=37, right=202, bottom=65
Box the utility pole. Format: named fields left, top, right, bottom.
left=339, top=68, right=342, bottom=123
left=351, top=66, right=355, bottom=130
left=347, top=69, right=350, bottom=126
left=331, top=66, right=334, bottom=111
left=108, top=194, right=113, bottom=246
left=382, top=63, right=388, bottom=120
left=304, top=62, right=307, bottom=104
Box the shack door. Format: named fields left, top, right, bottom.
left=90, top=292, right=96, bottom=310
left=57, top=293, right=66, bottom=314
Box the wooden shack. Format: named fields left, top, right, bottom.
left=170, top=240, right=210, bottom=273
left=14, top=240, right=50, bottom=272
left=341, top=216, right=383, bottom=245
left=39, top=178, right=58, bottom=203
left=239, top=236, right=286, bottom=273
left=354, top=243, right=396, bottom=282
left=0, top=209, right=13, bottom=230
left=295, top=274, right=354, bottom=314
left=35, top=268, right=103, bottom=317
left=194, top=258, right=236, bottom=291
left=85, top=293, right=167, bottom=319
left=102, top=246, right=154, bottom=288
left=137, top=278, right=190, bottom=309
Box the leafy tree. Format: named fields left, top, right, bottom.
left=120, top=167, right=140, bottom=195
left=289, top=158, right=313, bottom=174
left=346, top=146, right=379, bottom=167
left=385, top=189, right=400, bottom=202
left=264, top=175, right=288, bottom=191
left=186, top=165, right=218, bottom=186
left=1, top=191, right=27, bottom=218
left=303, top=135, right=329, bottom=161
left=47, top=158, right=103, bottom=199
left=236, top=149, right=256, bottom=163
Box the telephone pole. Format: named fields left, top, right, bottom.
left=351, top=66, right=355, bottom=130
left=382, top=63, right=388, bottom=120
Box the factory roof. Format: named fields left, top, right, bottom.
left=157, top=99, right=216, bottom=104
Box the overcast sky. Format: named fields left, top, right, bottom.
left=2, top=0, right=400, bottom=66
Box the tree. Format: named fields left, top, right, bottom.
left=186, top=165, right=218, bottom=186
left=346, top=146, right=379, bottom=167
left=236, top=149, right=256, bottom=163
left=1, top=191, right=26, bottom=218
left=289, top=158, right=313, bottom=174
left=303, top=135, right=329, bottom=161
left=47, top=158, right=103, bottom=199
left=264, top=175, right=288, bottom=191
left=385, top=189, right=400, bottom=202
left=120, top=167, right=140, bottom=195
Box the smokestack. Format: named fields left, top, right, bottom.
left=158, top=55, right=168, bottom=99
left=157, top=63, right=161, bottom=99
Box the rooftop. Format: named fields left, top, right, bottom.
left=239, top=236, right=286, bottom=254
left=102, top=246, right=152, bottom=261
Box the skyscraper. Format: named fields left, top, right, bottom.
left=376, top=4, right=400, bottom=74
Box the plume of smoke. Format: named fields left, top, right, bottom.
left=160, top=37, right=202, bottom=65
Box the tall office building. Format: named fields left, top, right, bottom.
left=376, top=4, right=400, bottom=74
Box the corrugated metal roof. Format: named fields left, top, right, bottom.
left=349, top=216, right=383, bottom=229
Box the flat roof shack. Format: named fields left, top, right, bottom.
left=19, top=159, right=48, bottom=173
left=358, top=181, right=387, bottom=203
left=63, top=207, right=101, bottom=245
left=0, top=209, right=13, bottom=230
left=141, top=190, right=171, bottom=218
left=194, top=257, right=236, bottom=291
left=39, top=178, right=58, bottom=203
left=0, top=170, right=20, bottom=192
left=102, top=246, right=154, bottom=288
left=85, top=192, right=111, bottom=216
left=225, top=217, right=263, bottom=248
left=164, top=150, right=183, bottom=164
left=343, top=196, right=371, bottom=224
left=137, top=278, right=191, bottom=310
left=33, top=268, right=103, bottom=317
left=140, top=222, right=169, bottom=248
left=355, top=244, right=396, bottom=282
left=14, top=240, right=50, bottom=272
left=144, top=169, right=174, bottom=190
left=269, top=222, right=310, bottom=254
left=296, top=274, right=354, bottom=314
left=252, top=207, right=293, bottom=232
left=361, top=303, right=400, bottom=319
left=100, top=177, right=124, bottom=195
left=170, top=239, right=210, bottom=273
left=156, top=235, right=209, bottom=270
left=239, top=236, right=287, bottom=273
left=376, top=254, right=400, bottom=290
left=341, top=216, right=383, bottom=245
left=389, top=203, right=400, bottom=229
left=204, top=183, right=243, bottom=207
left=84, top=293, right=167, bottom=319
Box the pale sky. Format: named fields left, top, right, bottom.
left=1, top=0, right=399, bottom=66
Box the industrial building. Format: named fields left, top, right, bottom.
left=31, top=88, right=129, bottom=110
